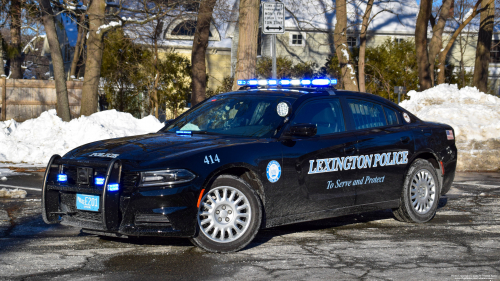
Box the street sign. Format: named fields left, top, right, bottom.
left=262, top=3, right=285, bottom=34
left=394, top=86, right=407, bottom=103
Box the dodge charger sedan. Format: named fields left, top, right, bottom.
left=42, top=79, right=457, bottom=252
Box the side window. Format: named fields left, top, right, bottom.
left=383, top=107, right=399, bottom=126
left=348, top=100, right=387, bottom=130
left=291, top=99, right=346, bottom=135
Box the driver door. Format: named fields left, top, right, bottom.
left=279, top=97, right=357, bottom=216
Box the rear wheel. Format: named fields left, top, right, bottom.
left=190, top=175, right=262, bottom=253
left=393, top=159, right=440, bottom=223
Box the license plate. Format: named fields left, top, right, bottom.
left=76, top=194, right=100, bottom=212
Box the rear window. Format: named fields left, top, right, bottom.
left=384, top=107, right=399, bottom=125
left=348, top=100, right=387, bottom=130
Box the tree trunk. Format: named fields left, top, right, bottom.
left=427, top=0, right=453, bottom=86
left=0, top=36, right=5, bottom=77
left=415, top=0, right=432, bottom=90
left=436, top=0, right=491, bottom=85
left=334, top=0, right=358, bottom=91
left=473, top=0, right=495, bottom=93
left=153, top=21, right=161, bottom=119
left=232, top=0, right=260, bottom=91
left=9, top=0, right=23, bottom=79
left=70, top=14, right=86, bottom=79
left=80, top=0, right=106, bottom=116
left=358, top=0, right=374, bottom=92
left=40, top=0, right=72, bottom=121
left=191, top=0, right=217, bottom=106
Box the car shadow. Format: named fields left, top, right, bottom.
left=246, top=196, right=450, bottom=251
left=0, top=196, right=450, bottom=254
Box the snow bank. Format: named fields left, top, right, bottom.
left=0, top=188, right=27, bottom=199
left=400, top=84, right=500, bottom=171
left=0, top=110, right=164, bottom=165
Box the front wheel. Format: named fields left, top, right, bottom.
left=190, top=175, right=262, bottom=253
left=393, top=159, right=440, bottom=223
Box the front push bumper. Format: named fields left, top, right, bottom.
left=42, top=155, right=199, bottom=237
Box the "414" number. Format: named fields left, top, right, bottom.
left=204, top=154, right=220, bottom=164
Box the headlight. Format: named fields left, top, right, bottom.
left=139, top=169, right=196, bottom=187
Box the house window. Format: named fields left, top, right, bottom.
left=172, top=20, right=197, bottom=36
left=347, top=36, right=357, bottom=47
left=170, top=20, right=213, bottom=37
left=395, top=38, right=404, bottom=44
left=491, top=40, right=500, bottom=63
left=289, top=33, right=305, bottom=46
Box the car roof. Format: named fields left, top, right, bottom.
left=224, top=87, right=397, bottom=106
left=218, top=87, right=417, bottom=119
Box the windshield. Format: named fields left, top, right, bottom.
left=163, top=95, right=297, bottom=137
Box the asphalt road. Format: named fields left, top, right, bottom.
left=0, top=172, right=499, bottom=281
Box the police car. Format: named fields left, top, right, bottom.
left=42, top=78, right=457, bottom=253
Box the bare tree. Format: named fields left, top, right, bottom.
left=9, top=0, right=23, bottom=79
left=40, top=0, right=71, bottom=121
left=335, top=0, right=358, bottom=91
left=232, top=0, right=260, bottom=90
left=473, top=0, right=495, bottom=92
left=358, top=0, right=374, bottom=92
left=436, top=0, right=494, bottom=84
left=79, top=0, right=106, bottom=116
left=191, top=0, right=217, bottom=107
left=427, top=0, right=454, bottom=85
left=69, top=3, right=87, bottom=79
left=0, top=36, right=5, bottom=77
left=73, top=0, right=175, bottom=116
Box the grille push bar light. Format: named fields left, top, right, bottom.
left=237, top=78, right=338, bottom=87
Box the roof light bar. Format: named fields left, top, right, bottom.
left=258, top=79, right=268, bottom=86
left=312, top=79, right=331, bottom=86
left=237, top=78, right=338, bottom=87
left=247, top=80, right=258, bottom=86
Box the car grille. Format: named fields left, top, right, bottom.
left=121, top=172, right=139, bottom=193
left=60, top=192, right=102, bottom=222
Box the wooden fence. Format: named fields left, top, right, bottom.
left=0, top=78, right=83, bottom=122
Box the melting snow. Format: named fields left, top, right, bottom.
left=0, top=110, right=163, bottom=165
left=400, top=84, right=500, bottom=171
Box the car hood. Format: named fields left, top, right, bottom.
left=64, top=132, right=260, bottom=163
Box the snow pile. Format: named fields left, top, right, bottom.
left=400, top=84, right=500, bottom=171
left=0, top=110, right=164, bottom=165
left=0, top=188, right=27, bottom=199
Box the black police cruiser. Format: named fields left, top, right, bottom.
left=42, top=78, right=457, bottom=253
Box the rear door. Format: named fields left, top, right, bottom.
left=279, top=97, right=357, bottom=215
left=345, top=99, right=414, bottom=205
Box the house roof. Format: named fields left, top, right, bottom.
left=281, top=0, right=418, bottom=34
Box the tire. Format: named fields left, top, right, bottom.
left=393, top=159, right=440, bottom=223
left=190, top=175, right=262, bottom=253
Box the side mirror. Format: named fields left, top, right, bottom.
left=289, top=123, right=317, bottom=137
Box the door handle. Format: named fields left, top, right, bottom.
left=400, top=136, right=410, bottom=144
left=344, top=146, right=356, bottom=155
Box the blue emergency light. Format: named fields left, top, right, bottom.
left=237, top=78, right=337, bottom=87
left=107, top=183, right=119, bottom=192
left=94, top=177, right=105, bottom=185
left=57, top=174, right=67, bottom=182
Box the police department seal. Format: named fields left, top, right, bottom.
left=266, top=160, right=281, bottom=183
